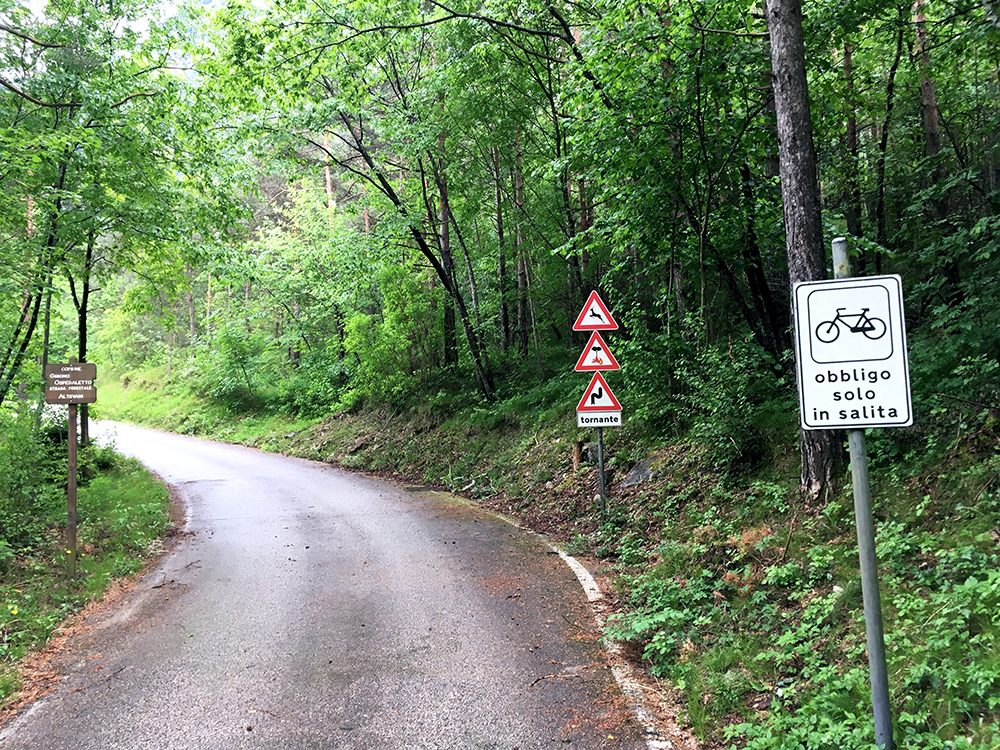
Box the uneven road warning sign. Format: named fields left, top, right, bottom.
left=572, top=291, right=619, bottom=331
left=576, top=372, right=622, bottom=427
left=793, top=275, right=912, bottom=430
left=574, top=331, right=620, bottom=372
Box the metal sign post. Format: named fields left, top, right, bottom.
left=794, top=239, right=903, bottom=750
left=44, top=358, right=98, bottom=577
left=571, top=292, right=621, bottom=517
left=596, top=427, right=606, bottom=515
left=832, top=238, right=894, bottom=750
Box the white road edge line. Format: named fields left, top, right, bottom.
left=548, top=545, right=675, bottom=750
left=460, top=497, right=674, bottom=749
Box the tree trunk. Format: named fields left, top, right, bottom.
left=513, top=132, right=529, bottom=357
left=913, top=0, right=961, bottom=295
left=324, top=131, right=336, bottom=227
left=493, top=147, right=511, bottom=351
left=843, top=41, right=863, bottom=243
left=913, top=0, right=943, bottom=166
left=435, top=149, right=458, bottom=367
left=1, top=159, right=67, bottom=407
left=206, top=271, right=212, bottom=351
left=740, top=163, right=787, bottom=357
left=187, top=264, right=196, bottom=341
left=34, top=285, right=53, bottom=432
left=0, top=288, right=44, bottom=407
left=765, top=0, right=840, bottom=499
left=342, top=114, right=494, bottom=399
left=875, top=14, right=905, bottom=270
left=77, top=231, right=94, bottom=448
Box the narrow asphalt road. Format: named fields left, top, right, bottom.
left=1, top=422, right=647, bottom=749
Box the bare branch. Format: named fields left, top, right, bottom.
left=109, top=91, right=159, bottom=108
left=0, top=23, right=64, bottom=48
left=0, top=76, right=79, bottom=107
left=691, top=24, right=768, bottom=38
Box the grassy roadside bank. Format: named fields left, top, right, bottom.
left=0, top=429, right=171, bottom=715
left=93, top=366, right=1000, bottom=749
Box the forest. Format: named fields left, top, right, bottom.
left=1, top=0, right=999, bottom=745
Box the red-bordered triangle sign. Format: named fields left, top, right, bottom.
left=576, top=372, right=623, bottom=412
left=572, top=291, right=618, bottom=331
left=574, top=332, right=621, bottom=372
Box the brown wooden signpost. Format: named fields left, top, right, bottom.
left=44, top=359, right=97, bottom=576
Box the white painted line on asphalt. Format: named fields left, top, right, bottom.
left=550, top=546, right=675, bottom=750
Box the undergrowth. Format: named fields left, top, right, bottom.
left=0, top=417, right=169, bottom=705
left=93, top=352, right=1000, bottom=749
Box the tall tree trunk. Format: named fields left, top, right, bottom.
left=740, top=163, right=787, bottom=357
left=34, top=285, right=53, bottom=432
left=341, top=115, right=494, bottom=399
left=206, top=271, right=212, bottom=351
left=493, top=147, right=511, bottom=351
left=434, top=146, right=458, bottom=366
left=187, top=264, right=196, bottom=341
left=765, top=0, right=841, bottom=499
left=324, top=131, right=336, bottom=227
left=913, top=0, right=961, bottom=296
left=843, top=41, right=864, bottom=244
left=1, top=158, right=68, bottom=407
left=513, top=132, right=529, bottom=357
left=0, top=287, right=44, bottom=407
left=874, top=13, right=905, bottom=271
left=77, top=230, right=95, bottom=448
left=913, top=0, right=943, bottom=168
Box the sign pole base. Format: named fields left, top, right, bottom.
left=848, top=429, right=893, bottom=750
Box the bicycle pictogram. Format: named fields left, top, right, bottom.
left=814, top=307, right=887, bottom=344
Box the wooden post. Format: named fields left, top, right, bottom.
left=67, top=402, right=78, bottom=576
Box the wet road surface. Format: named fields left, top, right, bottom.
left=0, top=422, right=646, bottom=749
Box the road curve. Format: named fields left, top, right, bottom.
left=1, top=422, right=646, bottom=749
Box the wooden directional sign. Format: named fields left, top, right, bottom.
left=44, top=362, right=97, bottom=405
left=576, top=372, right=622, bottom=427
left=574, top=331, right=620, bottom=372
left=572, top=291, right=618, bottom=331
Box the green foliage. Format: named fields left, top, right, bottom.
left=0, top=415, right=61, bottom=550
left=605, top=440, right=1000, bottom=746
left=1, top=437, right=169, bottom=703
left=2, top=0, right=994, bottom=743
left=342, top=263, right=445, bottom=408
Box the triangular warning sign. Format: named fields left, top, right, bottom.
left=574, top=332, right=621, bottom=372
left=576, top=372, right=623, bottom=412
left=572, top=291, right=618, bottom=331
